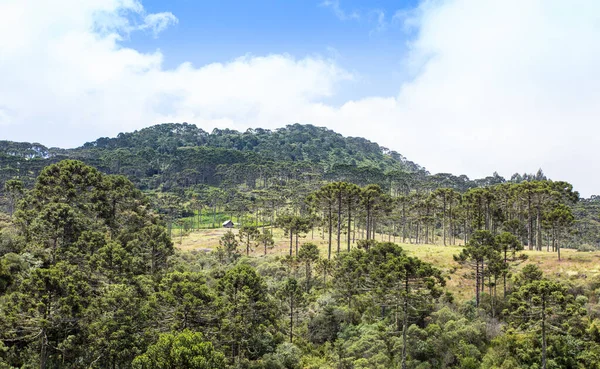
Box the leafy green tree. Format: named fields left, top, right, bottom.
left=238, top=225, right=260, bottom=256
left=207, top=188, right=226, bottom=228
left=356, top=238, right=377, bottom=251
left=257, top=228, right=275, bottom=255
left=315, top=258, right=333, bottom=285
left=0, top=262, right=90, bottom=369
left=334, top=249, right=368, bottom=308
left=495, top=231, right=522, bottom=296
left=29, top=202, right=80, bottom=264
left=0, top=160, right=174, bottom=368
left=261, top=342, right=302, bottom=369
left=128, top=225, right=173, bottom=275
left=278, top=278, right=305, bottom=343
left=406, top=306, right=489, bottom=369
left=360, top=184, right=386, bottom=240
left=90, top=241, right=133, bottom=283
left=308, top=184, right=337, bottom=259
left=217, top=230, right=239, bottom=263
left=544, top=203, right=574, bottom=260
left=276, top=215, right=310, bottom=257
left=366, top=242, right=444, bottom=369
left=433, top=188, right=460, bottom=246
left=343, top=182, right=361, bottom=251
left=85, top=283, right=153, bottom=368
left=156, top=272, right=215, bottom=332
left=298, top=242, right=320, bottom=292
left=454, top=230, right=499, bottom=307
left=506, top=276, right=586, bottom=369
left=217, top=264, right=278, bottom=363
left=132, top=330, right=226, bottom=369
left=3, top=179, right=23, bottom=216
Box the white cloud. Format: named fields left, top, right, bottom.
left=1, top=0, right=600, bottom=196
left=320, top=0, right=360, bottom=21
left=385, top=0, right=600, bottom=197
left=141, top=12, right=178, bottom=38
left=0, top=0, right=351, bottom=143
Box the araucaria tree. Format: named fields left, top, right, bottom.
left=366, top=242, right=445, bottom=369
left=238, top=225, right=259, bottom=256
left=298, top=242, right=320, bottom=292
left=454, top=230, right=500, bottom=307
left=506, top=270, right=585, bottom=369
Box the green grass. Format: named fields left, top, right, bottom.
left=170, top=210, right=269, bottom=231
left=174, top=227, right=600, bottom=303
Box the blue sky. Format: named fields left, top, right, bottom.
left=1, top=0, right=600, bottom=196
left=125, top=0, right=419, bottom=101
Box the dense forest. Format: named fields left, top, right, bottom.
left=1, top=124, right=600, bottom=368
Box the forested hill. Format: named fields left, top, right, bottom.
left=82, top=123, right=422, bottom=171
left=1, top=122, right=599, bottom=248
left=0, top=123, right=422, bottom=190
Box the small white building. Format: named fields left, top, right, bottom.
left=222, top=220, right=234, bottom=228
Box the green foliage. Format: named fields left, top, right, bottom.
left=217, top=263, right=279, bottom=361
left=502, top=268, right=588, bottom=369
left=155, top=271, right=215, bottom=332
left=1, top=157, right=600, bottom=368
left=257, top=229, right=276, bottom=255
left=3, top=179, right=23, bottom=216
left=132, top=330, right=226, bottom=369
left=0, top=123, right=421, bottom=197
left=298, top=242, right=320, bottom=292
left=406, top=306, right=489, bottom=368
left=0, top=161, right=173, bottom=368
left=276, top=215, right=311, bottom=257
left=239, top=225, right=260, bottom=256
left=261, top=342, right=302, bottom=369
left=278, top=278, right=305, bottom=343
left=217, top=230, right=239, bottom=263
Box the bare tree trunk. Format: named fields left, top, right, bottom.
left=475, top=260, right=480, bottom=307
left=443, top=195, right=447, bottom=246
left=536, top=206, right=542, bottom=251
left=402, top=203, right=407, bottom=243
left=347, top=205, right=352, bottom=252
left=289, top=298, right=294, bottom=343
left=337, top=192, right=342, bottom=254
left=401, top=278, right=409, bottom=369
left=328, top=204, right=333, bottom=260
left=542, top=297, right=547, bottom=369
left=40, top=328, right=47, bottom=369
left=481, top=257, right=485, bottom=295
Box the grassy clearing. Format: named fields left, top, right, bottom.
left=170, top=210, right=267, bottom=231
left=174, top=228, right=600, bottom=302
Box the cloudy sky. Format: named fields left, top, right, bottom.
left=1, top=0, right=599, bottom=196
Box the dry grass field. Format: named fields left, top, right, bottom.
left=175, top=228, right=600, bottom=301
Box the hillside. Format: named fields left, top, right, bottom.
left=2, top=155, right=600, bottom=368
left=0, top=123, right=423, bottom=190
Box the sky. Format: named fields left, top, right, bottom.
left=0, top=0, right=599, bottom=196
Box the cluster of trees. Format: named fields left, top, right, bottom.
left=223, top=179, right=580, bottom=261
left=2, top=161, right=600, bottom=368
left=1, top=123, right=598, bottom=248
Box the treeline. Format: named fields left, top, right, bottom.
left=1, top=123, right=599, bottom=248
left=2, top=161, right=600, bottom=368
left=163, top=178, right=586, bottom=255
